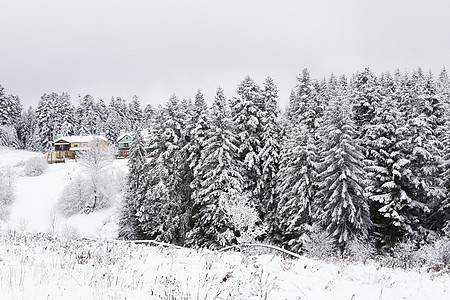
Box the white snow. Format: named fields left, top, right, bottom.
left=1, top=147, right=127, bottom=238
left=0, top=147, right=449, bottom=299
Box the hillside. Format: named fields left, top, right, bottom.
left=0, top=146, right=126, bottom=238
left=0, top=147, right=448, bottom=299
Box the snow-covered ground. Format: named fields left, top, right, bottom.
left=0, top=146, right=127, bottom=237
left=0, top=147, right=449, bottom=299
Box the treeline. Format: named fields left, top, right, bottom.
left=0, top=89, right=155, bottom=150
left=2, top=67, right=450, bottom=254
left=119, top=67, right=450, bottom=254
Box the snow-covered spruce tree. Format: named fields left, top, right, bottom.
left=349, top=68, right=383, bottom=170
left=0, top=85, right=22, bottom=148
left=276, top=69, right=324, bottom=251
left=258, top=77, right=282, bottom=231
left=35, top=93, right=56, bottom=151
left=187, top=88, right=252, bottom=248
left=109, top=96, right=130, bottom=131
left=128, top=95, right=144, bottom=130
left=118, top=130, right=148, bottom=240
left=143, top=104, right=156, bottom=127
left=138, top=95, right=191, bottom=245
left=404, top=70, right=446, bottom=236
left=366, top=86, right=412, bottom=248
left=104, top=110, right=122, bottom=145
left=277, top=125, right=318, bottom=251
left=184, top=90, right=210, bottom=242
left=54, top=92, right=75, bottom=136
left=77, top=94, right=97, bottom=135
left=94, top=98, right=108, bottom=134
left=230, top=76, right=264, bottom=214
left=439, top=68, right=450, bottom=233
left=17, top=106, right=36, bottom=150
left=350, top=68, right=382, bottom=130
left=316, top=94, right=371, bottom=252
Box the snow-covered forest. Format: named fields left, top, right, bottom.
left=1, top=67, right=450, bottom=258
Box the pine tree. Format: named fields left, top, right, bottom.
left=0, top=86, right=21, bottom=148
left=18, top=106, right=37, bottom=150
left=129, top=95, right=144, bottom=130
left=94, top=98, right=108, bottom=134
left=104, top=110, right=122, bottom=145
left=143, top=104, right=156, bottom=127
left=118, top=130, right=148, bottom=240
left=276, top=69, right=322, bottom=250
left=78, top=94, right=97, bottom=135
left=187, top=88, right=244, bottom=248
left=230, top=76, right=264, bottom=208
left=316, top=95, right=371, bottom=252
left=35, top=93, right=56, bottom=151
left=366, top=88, right=411, bottom=248
left=258, top=77, right=281, bottom=223
left=54, top=92, right=75, bottom=136
left=403, top=70, right=446, bottom=236
left=186, top=90, right=209, bottom=208
left=109, top=97, right=130, bottom=131
left=139, top=95, right=189, bottom=245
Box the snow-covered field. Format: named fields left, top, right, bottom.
left=0, top=146, right=126, bottom=238
left=0, top=147, right=449, bottom=299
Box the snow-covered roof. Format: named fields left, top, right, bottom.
left=55, top=135, right=108, bottom=144
left=69, top=146, right=90, bottom=151
left=117, top=132, right=133, bottom=142
left=117, top=129, right=151, bottom=143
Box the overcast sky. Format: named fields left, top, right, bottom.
left=1, top=0, right=449, bottom=109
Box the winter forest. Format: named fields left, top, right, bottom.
left=1, top=67, right=450, bottom=257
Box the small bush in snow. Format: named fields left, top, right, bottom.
left=416, top=237, right=450, bottom=271
left=58, top=170, right=123, bottom=217
left=388, top=239, right=419, bottom=269
left=344, top=238, right=376, bottom=263
left=24, top=156, right=47, bottom=176
left=302, top=225, right=337, bottom=259
left=0, top=170, right=14, bottom=220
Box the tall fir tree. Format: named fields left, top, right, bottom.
left=316, top=94, right=371, bottom=252
left=230, top=76, right=264, bottom=209
left=258, top=77, right=281, bottom=224
left=78, top=94, right=97, bottom=135
left=35, top=93, right=56, bottom=151
left=54, top=92, right=75, bottom=136
left=276, top=69, right=322, bottom=250
left=139, top=95, right=190, bottom=245
left=118, top=130, right=148, bottom=240
left=187, top=88, right=244, bottom=248
left=129, top=95, right=144, bottom=130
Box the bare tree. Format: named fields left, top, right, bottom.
left=78, top=138, right=114, bottom=213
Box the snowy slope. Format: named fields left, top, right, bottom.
left=0, top=147, right=127, bottom=237
left=0, top=147, right=449, bottom=299
left=0, top=236, right=448, bottom=300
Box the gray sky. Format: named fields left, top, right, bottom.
left=1, top=0, right=449, bottom=109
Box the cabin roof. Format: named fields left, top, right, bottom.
left=55, top=135, right=108, bottom=144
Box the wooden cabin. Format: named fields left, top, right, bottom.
left=54, top=134, right=108, bottom=161
left=43, top=150, right=60, bottom=164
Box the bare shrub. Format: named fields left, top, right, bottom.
left=58, top=169, right=122, bottom=217
left=0, top=169, right=14, bottom=220
left=417, top=237, right=450, bottom=271
left=345, top=238, right=376, bottom=263
left=24, top=156, right=47, bottom=176
left=302, top=224, right=336, bottom=259
left=388, top=239, right=419, bottom=269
